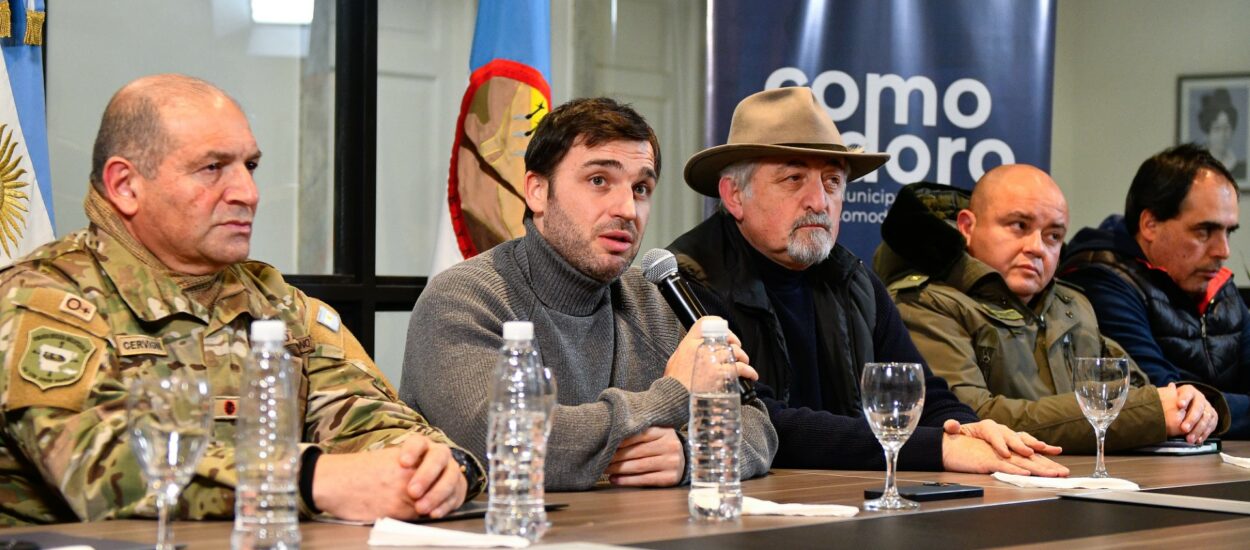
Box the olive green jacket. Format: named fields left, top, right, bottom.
left=880, top=252, right=1168, bottom=453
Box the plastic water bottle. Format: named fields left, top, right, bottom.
left=233, top=320, right=301, bottom=550
left=688, top=318, right=742, bottom=522
left=486, top=321, right=556, bottom=542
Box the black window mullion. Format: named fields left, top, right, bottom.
left=334, top=0, right=376, bottom=280
left=332, top=0, right=379, bottom=352
left=292, top=0, right=430, bottom=359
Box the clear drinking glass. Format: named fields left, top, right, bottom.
left=1073, top=357, right=1130, bottom=478
left=861, top=362, right=925, bottom=511
left=127, top=369, right=213, bottom=550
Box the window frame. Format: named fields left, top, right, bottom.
left=286, top=0, right=425, bottom=355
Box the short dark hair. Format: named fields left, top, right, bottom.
left=89, top=93, right=168, bottom=191
left=89, top=74, right=236, bottom=192
left=523, top=97, right=660, bottom=215
left=1124, top=143, right=1238, bottom=236
left=1198, top=88, right=1238, bottom=133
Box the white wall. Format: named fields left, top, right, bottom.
left=562, top=0, right=705, bottom=257
left=371, top=0, right=476, bottom=385
left=46, top=0, right=306, bottom=273
left=373, top=0, right=474, bottom=277
left=1052, top=0, right=1250, bottom=273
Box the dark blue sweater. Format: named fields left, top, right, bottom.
left=759, top=273, right=979, bottom=471
left=671, top=212, right=979, bottom=472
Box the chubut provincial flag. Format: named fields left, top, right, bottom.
left=0, top=0, right=53, bottom=267
left=430, top=0, right=551, bottom=275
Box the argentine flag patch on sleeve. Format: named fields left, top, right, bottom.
left=316, top=305, right=340, bottom=333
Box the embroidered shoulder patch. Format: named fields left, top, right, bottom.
left=18, top=327, right=97, bottom=390
left=316, top=306, right=341, bottom=333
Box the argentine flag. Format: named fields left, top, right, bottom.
left=0, top=0, right=53, bottom=267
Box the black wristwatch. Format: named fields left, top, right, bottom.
left=450, top=448, right=483, bottom=491
left=299, top=446, right=324, bottom=515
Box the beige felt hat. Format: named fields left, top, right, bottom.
left=684, top=86, right=891, bottom=197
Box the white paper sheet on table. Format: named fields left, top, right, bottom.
left=690, top=492, right=858, bottom=517
left=991, top=472, right=1140, bottom=491
left=1220, top=452, right=1250, bottom=469
left=741, top=496, right=859, bottom=517
left=368, top=517, right=531, bottom=548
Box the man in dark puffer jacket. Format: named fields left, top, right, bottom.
left=1062, top=144, right=1250, bottom=438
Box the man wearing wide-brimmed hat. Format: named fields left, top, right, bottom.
left=668, top=86, right=1068, bottom=476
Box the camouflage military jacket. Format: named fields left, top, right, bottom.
left=0, top=226, right=483, bottom=525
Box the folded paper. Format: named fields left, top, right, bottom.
left=1220, top=453, right=1250, bottom=469
left=992, top=472, right=1140, bottom=491
left=368, top=517, right=530, bottom=548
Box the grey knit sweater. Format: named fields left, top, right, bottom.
left=401, top=224, right=777, bottom=490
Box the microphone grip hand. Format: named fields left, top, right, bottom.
left=654, top=272, right=759, bottom=405
left=658, top=277, right=706, bottom=327
left=738, top=378, right=757, bottom=404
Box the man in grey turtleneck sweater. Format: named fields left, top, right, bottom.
left=402, top=97, right=777, bottom=490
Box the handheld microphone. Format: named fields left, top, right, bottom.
left=640, top=248, right=757, bottom=404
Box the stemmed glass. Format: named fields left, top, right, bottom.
left=127, top=369, right=213, bottom=550
left=1073, top=357, right=1130, bottom=478
left=861, top=362, right=925, bottom=511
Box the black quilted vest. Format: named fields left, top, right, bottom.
left=669, top=211, right=877, bottom=416
left=1069, top=249, right=1245, bottom=389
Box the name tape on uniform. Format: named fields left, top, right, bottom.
left=285, top=334, right=314, bottom=356
left=115, top=334, right=168, bottom=357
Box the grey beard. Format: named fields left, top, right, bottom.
left=787, top=228, right=834, bottom=268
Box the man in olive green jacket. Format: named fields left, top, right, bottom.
left=874, top=166, right=1226, bottom=452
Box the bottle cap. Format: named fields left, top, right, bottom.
left=251, top=319, right=286, bottom=343
left=503, top=321, right=534, bottom=341
left=701, top=318, right=728, bottom=338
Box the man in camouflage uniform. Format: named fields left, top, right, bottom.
left=0, top=74, right=483, bottom=525
left=875, top=166, right=1225, bottom=452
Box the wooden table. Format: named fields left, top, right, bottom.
left=5, top=442, right=1250, bottom=549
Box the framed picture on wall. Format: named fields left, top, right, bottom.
left=1178, top=73, right=1250, bottom=190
